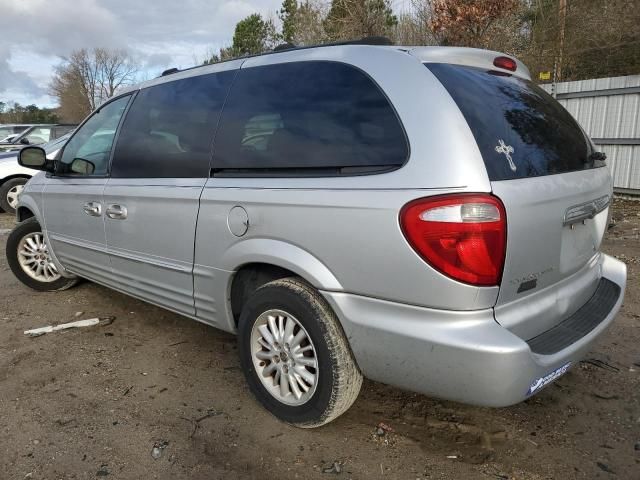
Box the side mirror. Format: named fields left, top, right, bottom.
left=70, top=158, right=95, bottom=175
left=19, top=138, right=30, bottom=145
left=19, top=146, right=52, bottom=172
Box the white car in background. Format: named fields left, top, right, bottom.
left=0, top=132, right=72, bottom=214
left=0, top=124, right=32, bottom=143
left=0, top=124, right=77, bottom=153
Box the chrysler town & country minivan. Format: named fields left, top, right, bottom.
left=7, top=41, right=626, bottom=427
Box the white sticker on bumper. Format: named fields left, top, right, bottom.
left=527, top=362, right=572, bottom=396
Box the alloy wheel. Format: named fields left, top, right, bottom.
left=6, top=184, right=24, bottom=210
left=17, top=232, right=61, bottom=282
left=250, top=309, right=319, bottom=406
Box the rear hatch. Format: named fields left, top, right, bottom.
left=426, top=63, right=611, bottom=333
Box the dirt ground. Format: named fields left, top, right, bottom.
left=0, top=198, right=638, bottom=480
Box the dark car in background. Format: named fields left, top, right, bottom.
left=0, top=124, right=76, bottom=152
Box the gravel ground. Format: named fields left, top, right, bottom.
left=0, top=198, right=638, bottom=480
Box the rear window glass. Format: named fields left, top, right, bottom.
left=426, top=63, right=599, bottom=181
left=212, top=61, right=408, bottom=175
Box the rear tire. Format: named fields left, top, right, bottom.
left=6, top=218, right=78, bottom=291
left=238, top=277, right=362, bottom=428
left=0, top=178, right=28, bottom=215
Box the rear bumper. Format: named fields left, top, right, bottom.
left=321, top=254, right=626, bottom=407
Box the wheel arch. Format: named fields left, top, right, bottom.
left=15, top=192, right=41, bottom=224
left=222, top=239, right=343, bottom=326
left=229, top=263, right=297, bottom=326
left=13, top=198, right=75, bottom=279
left=0, top=175, right=32, bottom=213
left=0, top=174, right=31, bottom=186
left=17, top=206, right=35, bottom=223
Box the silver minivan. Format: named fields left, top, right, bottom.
left=7, top=42, right=627, bottom=427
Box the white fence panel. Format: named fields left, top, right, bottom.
left=540, top=75, right=640, bottom=193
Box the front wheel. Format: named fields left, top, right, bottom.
left=6, top=218, right=78, bottom=291
left=0, top=177, right=28, bottom=214
left=238, top=277, right=363, bottom=428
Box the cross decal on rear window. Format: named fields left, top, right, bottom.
left=495, top=139, right=516, bottom=172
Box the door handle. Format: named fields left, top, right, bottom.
left=83, top=202, right=102, bottom=217
left=106, top=204, right=128, bottom=220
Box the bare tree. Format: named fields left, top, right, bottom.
left=95, top=48, right=139, bottom=101
left=410, top=0, right=439, bottom=44
left=50, top=48, right=139, bottom=121
left=420, top=0, right=519, bottom=48
left=521, top=0, right=640, bottom=82
left=324, top=0, right=398, bottom=41
left=50, top=61, right=92, bottom=122
left=192, top=0, right=640, bottom=85
left=293, top=0, right=330, bottom=45
left=393, top=9, right=437, bottom=45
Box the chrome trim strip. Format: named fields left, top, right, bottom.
left=107, top=247, right=192, bottom=273
left=52, top=235, right=191, bottom=273
left=563, top=195, right=610, bottom=226
left=49, top=233, right=108, bottom=253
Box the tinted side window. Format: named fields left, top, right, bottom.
left=213, top=61, right=408, bottom=174
left=111, top=71, right=235, bottom=178
left=24, top=127, right=52, bottom=144
left=58, top=95, right=131, bottom=176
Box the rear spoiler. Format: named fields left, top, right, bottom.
left=407, top=46, right=531, bottom=81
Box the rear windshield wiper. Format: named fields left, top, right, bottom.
left=589, top=151, right=606, bottom=162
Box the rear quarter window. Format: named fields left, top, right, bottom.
left=426, top=63, right=599, bottom=181
left=212, top=61, right=408, bottom=175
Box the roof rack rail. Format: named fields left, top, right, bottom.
left=271, top=36, right=393, bottom=54
left=273, top=42, right=296, bottom=52
left=334, top=36, right=393, bottom=46
left=151, top=36, right=395, bottom=81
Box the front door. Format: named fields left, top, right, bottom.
left=43, top=95, right=132, bottom=282
left=102, top=68, right=235, bottom=316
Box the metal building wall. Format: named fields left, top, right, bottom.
left=540, top=75, right=640, bottom=193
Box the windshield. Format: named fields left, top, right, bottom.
left=426, top=63, right=601, bottom=181
left=0, top=127, right=15, bottom=139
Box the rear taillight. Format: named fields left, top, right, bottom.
left=400, top=194, right=507, bottom=286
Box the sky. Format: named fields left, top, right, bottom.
left=0, top=0, right=290, bottom=108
